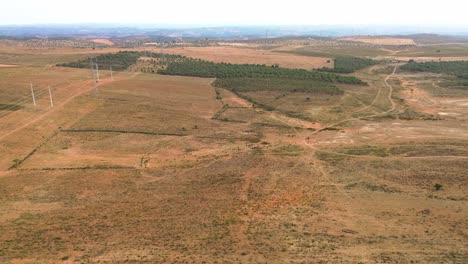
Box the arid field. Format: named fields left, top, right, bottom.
left=338, top=37, right=417, bottom=46
left=160, top=46, right=333, bottom=69
left=0, top=36, right=467, bottom=263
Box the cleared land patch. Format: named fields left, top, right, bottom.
left=0, top=64, right=19, bottom=68
left=91, top=38, right=115, bottom=46
left=339, top=37, right=416, bottom=46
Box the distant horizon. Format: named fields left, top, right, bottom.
left=0, top=23, right=467, bottom=39
left=0, top=23, right=467, bottom=29
left=2, top=0, right=468, bottom=27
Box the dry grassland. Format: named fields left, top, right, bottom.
left=0, top=42, right=467, bottom=263
left=162, top=46, right=333, bottom=69
left=339, top=37, right=416, bottom=46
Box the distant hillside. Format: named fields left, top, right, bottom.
left=396, top=34, right=468, bottom=44
left=1, top=25, right=467, bottom=38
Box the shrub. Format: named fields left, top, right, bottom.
left=12, top=158, right=21, bottom=168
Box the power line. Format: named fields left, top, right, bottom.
left=0, top=88, right=49, bottom=111
left=0, top=90, right=50, bottom=119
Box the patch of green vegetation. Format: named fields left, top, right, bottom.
left=0, top=104, right=24, bottom=111
left=159, top=59, right=365, bottom=85
left=334, top=144, right=468, bottom=158
left=321, top=127, right=341, bottom=131
left=396, top=45, right=468, bottom=57
left=400, top=60, right=468, bottom=76
left=57, top=51, right=186, bottom=71
left=276, top=46, right=390, bottom=57
left=388, top=145, right=468, bottom=157
left=315, top=151, right=346, bottom=163
left=272, top=144, right=303, bottom=156
left=396, top=108, right=439, bottom=120
left=59, top=51, right=366, bottom=85
left=318, top=56, right=379, bottom=73
left=372, top=66, right=395, bottom=75
left=213, top=78, right=343, bottom=95
left=345, top=182, right=401, bottom=193
left=337, top=146, right=389, bottom=157
left=438, top=79, right=468, bottom=90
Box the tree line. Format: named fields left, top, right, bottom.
left=400, top=60, right=468, bottom=78
left=157, top=60, right=366, bottom=85
left=58, top=51, right=367, bottom=85
left=57, top=51, right=188, bottom=71
left=317, top=56, right=379, bottom=73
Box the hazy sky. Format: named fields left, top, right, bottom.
left=1, top=0, right=468, bottom=26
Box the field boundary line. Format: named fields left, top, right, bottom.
left=8, top=130, right=60, bottom=171
left=62, top=129, right=187, bottom=137
left=211, top=104, right=229, bottom=119
left=17, top=165, right=136, bottom=171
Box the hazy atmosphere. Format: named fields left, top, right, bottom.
left=2, top=0, right=468, bottom=26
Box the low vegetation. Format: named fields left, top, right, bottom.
left=57, top=51, right=187, bottom=71
left=58, top=52, right=368, bottom=106
left=438, top=79, right=468, bottom=90
left=58, top=51, right=367, bottom=86
left=400, top=60, right=468, bottom=78
left=0, top=104, right=23, bottom=111
left=318, top=56, right=379, bottom=73
left=158, top=59, right=365, bottom=85
left=212, top=78, right=343, bottom=95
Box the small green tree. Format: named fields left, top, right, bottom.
left=434, top=183, right=443, bottom=191
left=12, top=159, right=20, bottom=168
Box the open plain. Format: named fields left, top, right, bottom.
left=0, top=35, right=467, bottom=263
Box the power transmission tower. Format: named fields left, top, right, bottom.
left=48, top=86, right=54, bottom=108
left=95, top=63, right=100, bottom=82
left=90, top=58, right=95, bottom=81
left=30, top=82, right=36, bottom=107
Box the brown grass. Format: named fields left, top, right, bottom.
left=0, top=41, right=467, bottom=263
left=162, top=46, right=333, bottom=69
left=340, top=37, right=416, bottom=46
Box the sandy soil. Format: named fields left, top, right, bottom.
left=0, top=64, right=19, bottom=68
left=339, top=37, right=416, bottom=46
